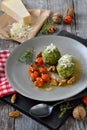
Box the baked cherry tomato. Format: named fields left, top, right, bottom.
left=28, top=64, right=38, bottom=73
left=64, top=15, right=72, bottom=25
left=39, top=67, right=47, bottom=73
left=34, top=77, right=44, bottom=88
left=30, top=71, right=39, bottom=81
left=82, top=96, right=87, bottom=105
left=35, top=57, right=43, bottom=66
left=41, top=73, right=51, bottom=82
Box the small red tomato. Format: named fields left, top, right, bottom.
left=34, top=77, right=44, bottom=88
left=30, top=71, right=39, bottom=81
left=82, top=96, right=87, bottom=105
left=35, top=57, right=43, bottom=66
left=41, top=73, right=51, bottom=82
left=39, top=67, right=47, bottom=73
left=64, top=15, right=72, bottom=25
left=28, top=64, right=38, bottom=73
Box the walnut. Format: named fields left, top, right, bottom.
left=48, top=25, right=57, bottom=33
left=36, top=52, right=42, bottom=58
left=72, top=105, right=86, bottom=120
left=11, top=93, right=16, bottom=104
left=9, top=111, right=21, bottom=118
left=59, top=79, right=67, bottom=86
left=47, top=66, right=57, bottom=72
left=50, top=78, right=58, bottom=86
left=65, top=7, right=74, bottom=18
left=52, top=12, right=63, bottom=24
left=67, top=76, right=75, bottom=85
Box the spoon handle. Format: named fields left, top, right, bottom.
left=52, top=89, right=87, bottom=108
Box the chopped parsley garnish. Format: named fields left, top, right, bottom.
left=19, top=49, right=34, bottom=64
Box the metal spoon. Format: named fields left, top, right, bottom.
left=29, top=91, right=87, bottom=117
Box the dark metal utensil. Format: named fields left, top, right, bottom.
left=29, top=90, right=87, bottom=117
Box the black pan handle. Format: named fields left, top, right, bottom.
left=58, top=30, right=87, bottom=47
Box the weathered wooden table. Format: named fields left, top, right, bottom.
left=0, top=0, right=87, bottom=130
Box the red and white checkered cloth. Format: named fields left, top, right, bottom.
left=0, top=50, right=16, bottom=98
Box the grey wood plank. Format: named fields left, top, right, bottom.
left=73, top=0, right=87, bottom=39
left=60, top=0, right=87, bottom=130
left=0, top=101, right=15, bottom=130
left=47, top=0, right=76, bottom=33
left=15, top=114, right=49, bottom=130
left=23, top=0, right=48, bottom=9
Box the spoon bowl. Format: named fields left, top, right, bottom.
left=29, top=104, right=53, bottom=117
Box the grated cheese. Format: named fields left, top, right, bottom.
left=45, top=43, right=56, bottom=53
left=58, top=54, right=75, bottom=68
left=9, top=21, right=32, bottom=38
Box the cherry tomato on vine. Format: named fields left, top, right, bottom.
left=64, top=15, right=72, bottom=25
left=82, top=96, right=87, bottom=105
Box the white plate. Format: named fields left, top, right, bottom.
left=6, top=36, right=87, bottom=101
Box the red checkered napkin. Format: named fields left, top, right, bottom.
left=0, top=50, right=16, bottom=98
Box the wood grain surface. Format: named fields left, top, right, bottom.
left=0, top=0, right=87, bottom=130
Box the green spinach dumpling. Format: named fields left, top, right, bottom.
left=42, top=43, right=61, bottom=65
left=57, top=54, right=75, bottom=78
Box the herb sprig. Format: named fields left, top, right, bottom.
left=40, top=20, right=52, bottom=34
left=19, top=49, right=34, bottom=64
left=58, top=102, right=73, bottom=118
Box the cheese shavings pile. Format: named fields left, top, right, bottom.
left=45, top=43, right=56, bottom=53
left=9, top=22, right=32, bottom=38
left=58, top=54, right=75, bottom=68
